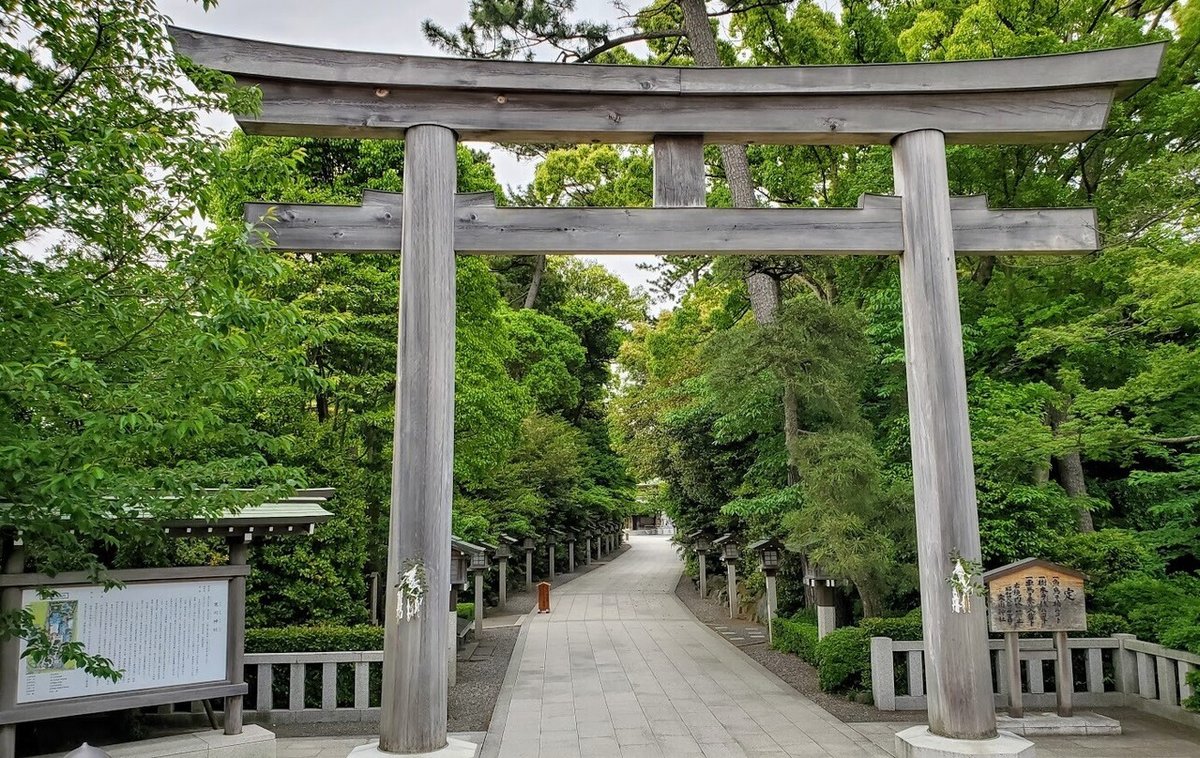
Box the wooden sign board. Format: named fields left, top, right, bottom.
left=983, top=558, right=1087, bottom=633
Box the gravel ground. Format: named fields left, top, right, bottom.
left=674, top=573, right=919, bottom=723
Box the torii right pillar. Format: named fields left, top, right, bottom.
left=892, top=130, right=1030, bottom=757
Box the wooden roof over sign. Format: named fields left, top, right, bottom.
left=982, top=557, right=1087, bottom=583
left=161, top=488, right=334, bottom=538
left=169, top=28, right=1165, bottom=146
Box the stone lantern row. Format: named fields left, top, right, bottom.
left=689, top=532, right=840, bottom=643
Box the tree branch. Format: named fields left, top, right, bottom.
left=574, top=28, right=687, bottom=63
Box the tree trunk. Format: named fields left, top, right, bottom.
left=679, top=0, right=800, bottom=485
left=523, top=254, right=546, bottom=309
left=1048, top=403, right=1095, bottom=532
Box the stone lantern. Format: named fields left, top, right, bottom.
left=689, top=530, right=713, bottom=600
left=804, top=566, right=841, bottom=639
left=749, top=537, right=785, bottom=643
left=712, top=534, right=740, bottom=619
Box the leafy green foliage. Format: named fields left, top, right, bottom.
left=813, top=626, right=870, bottom=693
left=245, top=625, right=384, bottom=653
left=771, top=616, right=819, bottom=664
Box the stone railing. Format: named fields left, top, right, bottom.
left=870, top=633, right=1199, bottom=729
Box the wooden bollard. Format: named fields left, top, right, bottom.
left=537, top=581, right=551, bottom=614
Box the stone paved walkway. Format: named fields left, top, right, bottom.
left=480, top=535, right=890, bottom=758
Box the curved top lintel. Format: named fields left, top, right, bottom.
left=169, top=26, right=1164, bottom=99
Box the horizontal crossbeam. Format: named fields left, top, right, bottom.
left=170, top=28, right=1164, bottom=145
left=244, top=192, right=1098, bottom=256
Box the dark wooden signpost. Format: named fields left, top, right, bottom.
left=984, top=558, right=1088, bottom=719
left=171, top=26, right=1164, bottom=758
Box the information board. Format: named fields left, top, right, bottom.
left=16, top=580, right=228, bottom=703
left=986, top=566, right=1086, bottom=633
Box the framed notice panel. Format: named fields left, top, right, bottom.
left=16, top=580, right=228, bottom=704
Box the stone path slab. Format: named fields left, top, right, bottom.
left=480, top=535, right=889, bottom=758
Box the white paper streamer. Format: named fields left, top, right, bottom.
left=950, top=558, right=973, bottom=614
left=395, top=562, right=427, bottom=621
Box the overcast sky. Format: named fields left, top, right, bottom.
left=161, top=0, right=659, bottom=292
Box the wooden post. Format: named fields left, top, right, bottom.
left=1054, top=631, right=1073, bottom=717
left=224, top=537, right=249, bottom=735
left=473, top=571, right=484, bottom=634
left=698, top=553, right=708, bottom=600
left=379, top=123, right=457, bottom=755
left=1, top=544, right=25, bottom=758
left=1005, top=632, right=1023, bottom=718
left=568, top=540, right=576, bottom=573
left=585, top=537, right=592, bottom=565
left=726, top=563, right=738, bottom=619
left=497, top=557, right=508, bottom=610
left=547, top=544, right=555, bottom=580
left=893, top=129, right=996, bottom=741
left=764, top=574, right=778, bottom=644
left=524, top=549, right=533, bottom=591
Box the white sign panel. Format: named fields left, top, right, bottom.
left=17, top=580, right=228, bottom=703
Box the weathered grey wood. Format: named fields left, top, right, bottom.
left=1114, top=634, right=1137, bottom=695
left=1054, top=631, right=1073, bottom=716
left=524, top=548, right=533, bottom=591
left=171, top=28, right=1163, bottom=144
left=257, top=664, right=273, bottom=712
left=288, top=664, right=305, bottom=711
left=547, top=544, right=555, bottom=580
left=1003, top=633, right=1022, bottom=714
left=585, top=537, right=592, bottom=565
left=870, top=637, right=896, bottom=711
left=1157, top=655, right=1179, bottom=706
left=1137, top=651, right=1157, bottom=698
left=908, top=651, right=926, bottom=699
left=0, top=563, right=249, bottom=588
left=353, top=662, right=369, bottom=710
left=378, top=124, right=456, bottom=755
left=568, top=540, right=575, bottom=573
left=473, top=572, right=484, bottom=632
left=894, top=129, right=996, bottom=741
left=654, top=135, right=706, bottom=207
left=1028, top=659, right=1045, bottom=694
left=224, top=538, right=248, bottom=735
left=321, top=663, right=337, bottom=711
left=170, top=29, right=1162, bottom=96
left=497, top=556, right=508, bottom=609
left=697, top=552, right=707, bottom=600
left=247, top=195, right=1098, bottom=256
left=0, top=682, right=245, bottom=726
left=1086, top=648, right=1104, bottom=694
left=233, top=78, right=1120, bottom=145
left=726, top=564, right=738, bottom=619
left=0, top=547, right=24, bottom=758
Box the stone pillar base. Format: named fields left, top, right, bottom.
left=895, top=726, right=1035, bottom=758
left=348, top=736, right=478, bottom=758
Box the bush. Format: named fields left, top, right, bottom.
left=814, top=626, right=870, bottom=693
left=456, top=603, right=474, bottom=620
left=860, top=609, right=922, bottom=641
left=1099, top=575, right=1200, bottom=649
left=772, top=617, right=819, bottom=664
left=246, top=625, right=384, bottom=653
left=1185, top=670, right=1200, bottom=713
left=1051, top=529, right=1164, bottom=589
left=1079, top=612, right=1130, bottom=638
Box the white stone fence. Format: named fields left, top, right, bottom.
left=870, top=633, right=1200, bottom=729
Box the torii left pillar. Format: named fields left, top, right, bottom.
left=362, top=124, right=474, bottom=758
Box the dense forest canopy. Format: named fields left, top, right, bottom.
left=1, top=0, right=1198, bottom=671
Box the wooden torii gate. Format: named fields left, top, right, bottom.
left=173, top=28, right=1163, bottom=758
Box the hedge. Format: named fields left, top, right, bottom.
left=771, top=617, right=819, bottom=664
left=812, top=610, right=922, bottom=694
left=246, top=625, right=384, bottom=653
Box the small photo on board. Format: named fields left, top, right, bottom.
left=26, top=599, right=79, bottom=674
